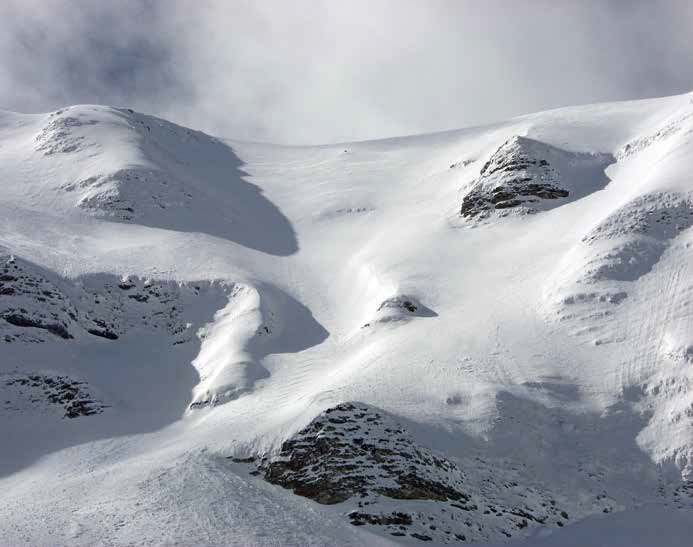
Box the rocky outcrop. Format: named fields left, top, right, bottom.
left=232, top=402, right=579, bottom=543
left=261, top=403, right=470, bottom=506
left=461, top=136, right=569, bottom=219
left=2, top=372, right=106, bottom=418
left=0, top=250, right=228, bottom=345
left=2, top=313, right=73, bottom=339
left=0, top=254, right=78, bottom=343
left=71, top=168, right=190, bottom=223
left=361, top=295, right=437, bottom=329
left=35, top=111, right=98, bottom=155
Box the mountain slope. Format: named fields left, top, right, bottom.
left=1, top=93, right=693, bottom=545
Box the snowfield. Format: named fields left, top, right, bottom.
left=1, top=92, right=693, bottom=545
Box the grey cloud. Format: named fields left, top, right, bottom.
left=1, top=0, right=692, bottom=144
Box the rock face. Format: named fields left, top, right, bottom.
left=2, top=372, right=106, bottom=418
left=261, top=403, right=470, bottom=506
left=0, top=250, right=228, bottom=346
left=0, top=249, right=243, bottom=420
left=235, top=402, right=580, bottom=543
left=0, top=254, right=77, bottom=343
left=461, top=136, right=569, bottom=219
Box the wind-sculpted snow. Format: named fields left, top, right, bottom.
left=190, top=283, right=328, bottom=407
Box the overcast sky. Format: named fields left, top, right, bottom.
left=2, top=0, right=692, bottom=144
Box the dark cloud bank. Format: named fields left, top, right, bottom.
left=2, top=0, right=692, bottom=144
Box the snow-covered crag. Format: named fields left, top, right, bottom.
left=361, top=295, right=436, bottom=330
left=24, top=105, right=297, bottom=254
left=50, top=108, right=231, bottom=227
left=460, top=135, right=611, bottom=221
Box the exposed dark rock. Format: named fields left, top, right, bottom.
left=261, top=403, right=468, bottom=509
left=229, top=456, right=256, bottom=464
left=402, top=300, right=417, bottom=313
left=4, top=372, right=106, bottom=418
left=349, top=511, right=412, bottom=526
left=364, top=295, right=436, bottom=329
left=2, top=313, right=72, bottom=339
left=508, top=507, right=547, bottom=524
left=0, top=251, right=225, bottom=345
left=380, top=472, right=469, bottom=502
left=228, top=399, right=587, bottom=544
left=461, top=136, right=570, bottom=220
left=87, top=328, right=119, bottom=340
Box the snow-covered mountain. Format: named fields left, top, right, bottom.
left=2, top=94, right=693, bottom=545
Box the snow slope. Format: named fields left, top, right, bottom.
left=1, top=93, right=693, bottom=545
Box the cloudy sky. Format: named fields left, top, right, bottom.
left=2, top=0, right=692, bottom=144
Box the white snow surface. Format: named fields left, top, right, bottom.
left=2, top=93, right=693, bottom=545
